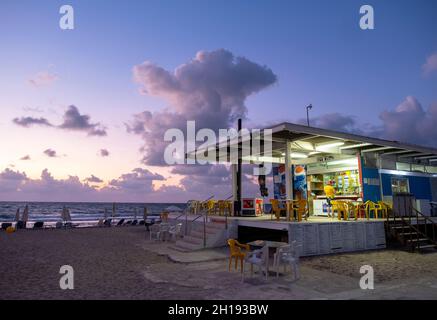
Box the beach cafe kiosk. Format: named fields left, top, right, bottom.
left=186, top=122, right=437, bottom=255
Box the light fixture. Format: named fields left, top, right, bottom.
left=290, top=152, right=308, bottom=159
left=308, top=151, right=321, bottom=155
left=280, top=152, right=308, bottom=158
left=316, top=141, right=345, bottom=151
left=326, top=158, right=358, bottom=166
left=339, top=143, right=371, bottom=150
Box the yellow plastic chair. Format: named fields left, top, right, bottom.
left=227, top=239, right=250, bottom=273
left=217, top=200, right=232, bottom=216
left=204, top=200, right=217, bottom=215
left=364, top=201, right=384, bottom=219
left=292, top=199, right=308, bottom=222
left=337, top=201, right=349, bottom=220
left=345, top=202, right=359, bottom=221
left=377, top=201, right=390, bottom=218
left=270, top=199, right=285, bottom=221
left=331, top=200, right=347, bottom=220
left=286, top=200, right=298, bottom=221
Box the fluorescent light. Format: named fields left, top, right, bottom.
left=290, top=152, right=308, bottom=159
left=340, top=143, right=371, bottom=150
left=327, top=158, right=358, bottom=166
left=280, top=152, right=308, bottom=158
left=316, top=141, right=345, bottom=151
left=308, top=151, right=320, bottom=155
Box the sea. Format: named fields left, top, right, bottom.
left=0, top=201, right=186, bottom=223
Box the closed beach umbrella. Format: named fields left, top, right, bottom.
left=104, top=208, right=108, bottom=219
left=143, top=207, right=147, bottom=219
left=15, top=208, right=20, bottom=221
left=66, top=208, right=72, bottom=221
left=112, top=203, right=116, bottom=218
left=62, top=206, right=71, bottom=221
left=22, top=205, right=29, bottom=222
left=134, top=208, right=137, bottom=220
left=61, top=206, right=67, bottom=221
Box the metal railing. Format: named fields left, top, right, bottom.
left=176, top=195, right=233, bottom=248
left=387, top=206, right=437, bottom=251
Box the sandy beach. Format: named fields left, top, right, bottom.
left=1, top=226, right=437, bottom=300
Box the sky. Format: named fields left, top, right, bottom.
left=0, top=0, right=436, bottom=202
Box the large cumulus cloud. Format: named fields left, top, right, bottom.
left=377, top=96, right=437, bottom=145
left=170, top=164, right=270, bottom=200
left=303, top=96, right=437, bottom=148
left=128, top=49, right=278, bottom=165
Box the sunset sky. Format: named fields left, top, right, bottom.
left=0, top=0, right=436, bottom=202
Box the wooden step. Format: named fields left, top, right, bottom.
left=418, top=244, right=437, bottom=250
left=398, top=232, right=419, bottom=236
left=391, top=225, right=411, bottom=229
left=406, top=238, right=429, bottom=242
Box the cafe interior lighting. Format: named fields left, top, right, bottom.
left=326, top=158, right=358, bottom=166
left=339, top=143, right=371, bottom=150
left=280, top=152, right=308, bottom=158
left=315, top=141, right=345, bottom=151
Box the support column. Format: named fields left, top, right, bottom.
left=285, top=141, right=293, bottom=219
left=232, top=164, right=238, bottom=214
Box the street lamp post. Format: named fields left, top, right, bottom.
left=306, top=104, right=312, bottom=126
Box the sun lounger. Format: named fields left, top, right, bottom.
left=116, top=219, right=125, bottom=226
left=16, top=221, right=27, bottom=229
left=131, top=220, right=138, bottom=226
left=125, top=220, right=132, bottom=225
left=33, top=221, right=44, bottom=229
left=2, top=223, right=13, bottom=230
left=138, top=220, right=145, bottom=225
left=103, top=219, right=112, bottom=227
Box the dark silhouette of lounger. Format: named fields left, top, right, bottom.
left=138, top=220, right=145, bottom=225
left=33, top=221, right=44, bottom=229
left=116, top=219, right=125, bottom=226
left=131, top=220, right=138, bottom=226
left=1, top=223, right=12, bottom=230
left=16, top=221, right=27, bottom=229
left=103, top=219, right=112, bottom=227
left=125, top=220, right=132, bottom=225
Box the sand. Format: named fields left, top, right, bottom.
left=1, top=226, right=437, bottom=300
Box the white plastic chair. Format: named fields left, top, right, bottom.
left=149, top=224, right=161, bottom=241
left=273, top=241, right=301, bottom=281
left=242, top=245, right=269, bottom=281
left=169, top=223, right=182, bottom=241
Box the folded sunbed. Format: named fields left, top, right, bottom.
left=33, top=221, right=44, bottom=229
left=1, top=223, right=13, bottom=230
left=16, top=221, right=27, bottom=229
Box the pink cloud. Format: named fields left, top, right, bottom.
left=422, top=52, right=437, bottom=76
left=28, top=71, right=59, bottom=87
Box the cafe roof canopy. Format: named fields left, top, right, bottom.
left=188, top=122, right=437, bottom=166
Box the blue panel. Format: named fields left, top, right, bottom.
left=362, top=167, right=381, bottom=202
left=408, top=176, right=432, bottom=200
left=381, top=174, right=392, bottom=196
left=381, top=173, right=432, bottom=200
